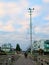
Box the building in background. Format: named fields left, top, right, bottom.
left=1, top=43, right=12, bottom=52
left=44, top=40, right=49, bottom=52
left=33, top=40, right=49, bottom=52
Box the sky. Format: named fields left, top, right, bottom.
left=0, top=0, right=49, bottom=50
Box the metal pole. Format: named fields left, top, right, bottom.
left=29, top=8, right=34, bottom=54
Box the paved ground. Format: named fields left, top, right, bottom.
left=13, top=55, right=37, bottom=65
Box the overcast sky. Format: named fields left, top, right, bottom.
left=0, top=0, right=49, bottom=50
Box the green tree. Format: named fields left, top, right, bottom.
left=16, top=44, right=21, bottom=51
left=0, top=47, right=1, bottom=51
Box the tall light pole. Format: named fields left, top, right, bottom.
left=29, top=8, right=34, bottom=54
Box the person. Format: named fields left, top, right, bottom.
left=24, top=52, right=28, bottom=58
left=11, top=55, right=15, bottom=62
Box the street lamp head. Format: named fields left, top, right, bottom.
left=29, top=8, right=31, bottom=10
left=29, top=8, right=34, bottom=10
left=33, top=8, right=34, bottom=10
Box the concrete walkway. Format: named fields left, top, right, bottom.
left=13, top=55, right=37, bottom=65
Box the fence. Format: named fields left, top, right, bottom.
left=37, top=56, right=49, bottom=65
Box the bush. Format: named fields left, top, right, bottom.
left=0, top=50, right=7, bottom=55
left=38, top=49, right=44, bottom=55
